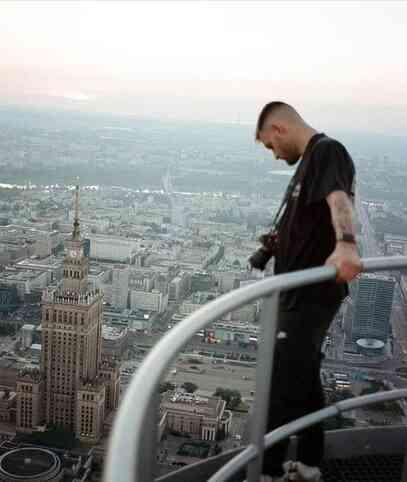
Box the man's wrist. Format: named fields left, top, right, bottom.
left=337, top=233, right=356, bottom=244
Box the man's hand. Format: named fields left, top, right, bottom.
left=325, top=241, right=362, bottom=283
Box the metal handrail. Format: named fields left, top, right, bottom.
left=209, top=388, right=407, bottom=481
left=103, top=256, right=407, bottom=482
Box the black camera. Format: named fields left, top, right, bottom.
left=248, top=232, right=278, bottom=271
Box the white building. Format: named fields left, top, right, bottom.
left=130, top=289, right=168, bottom=313
left=169, top=272, right=191, bottom=302
left=89, top=235, right=137, bottom=262
left=21, top=324, right=36, bottom=349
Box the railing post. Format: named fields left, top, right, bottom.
left=134, top=390, right=160, bottom=482
left=247, top=292, right=279, bottom=482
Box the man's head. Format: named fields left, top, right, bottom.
left=255, top=101, right=309, bottom=165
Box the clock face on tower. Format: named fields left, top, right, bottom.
left=69, top=248, right=82, bottom=258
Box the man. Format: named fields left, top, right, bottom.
left=250, top=102, right=361, bottom=482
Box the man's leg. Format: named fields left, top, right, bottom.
left=261, top=341, right=291, bottom=477
left=296, top=303, right=341, bottom=468
left=295, top=352, right=325, bottom=467
left=262, top=309, right=318, bottom=477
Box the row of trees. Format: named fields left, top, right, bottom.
left=159, top=381, right=199, bottom=394
left=213, top=387, right=242, bottom=410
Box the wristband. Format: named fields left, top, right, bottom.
left=337, top=233, right=356, bottom=244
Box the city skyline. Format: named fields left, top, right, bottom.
left=0, top=3, right=407, bottom=478
left=1, top=1, right=407, bottom=133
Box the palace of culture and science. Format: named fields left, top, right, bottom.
left=15, top=185, right=120, bottom=443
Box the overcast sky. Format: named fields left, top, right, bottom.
left=1, top=1, right=406, bottom=133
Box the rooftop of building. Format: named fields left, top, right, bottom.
left=161, top=391, right=223, bottom=417
left=359, top=272, right=396, bottom=282
left=17, top=367, right=41, bottom=382
left=79, top=378, right=105, bottom=391
left=0, top=447, right=60, bottom=479
left=184, top=291, right=219, bottom=305
left=104, top=307, right=153, bottom=319
left=113, top=264, right=129, bottom=270
left=0, top=268, right=45, bottom=282
left=356, top=338, right=385, bottom=349
left=16, top=256, right=62, bottom=269
left=21, top=323, right=36, bottom=330
left=0, top=441, right=94, bottom=482
left=102, top=325, right=128, bottom=341
left=42, top=287, right=102, bottom=306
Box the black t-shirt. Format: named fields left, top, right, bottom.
left=274, top=133, right=356, bottom=310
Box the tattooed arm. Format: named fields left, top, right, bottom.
left=325, top=191, right=362, bottom=282
left=328, top=190, right=356, bottom=240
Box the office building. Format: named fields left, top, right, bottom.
left=351, top=274, right=395, bottom=342
left=130, top=289, right=168, bottom=313
left=111, top=265, right=129, bottom=309
left=88, top=235, right=137, bottom=262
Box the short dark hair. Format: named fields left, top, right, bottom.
left=255, top=101, right=296, bottom=141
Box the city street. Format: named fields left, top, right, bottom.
left=357, top=197, right=379, bottom=257
left=167, top=359, right=255, bottom=398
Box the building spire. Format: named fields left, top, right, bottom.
left=72, top=179, right=81, bottom=240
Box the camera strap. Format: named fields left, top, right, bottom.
left=269, top=133, right=329, bottom=231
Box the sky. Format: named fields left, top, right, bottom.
left=0, top=1, right=406, bottom=133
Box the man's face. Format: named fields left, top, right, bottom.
left=259, top=122, right=301, bottom=166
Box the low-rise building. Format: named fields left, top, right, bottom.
left=102, top=325, right=129, bottom=359
left=130, top=289, right=168, bottom=313
left=180, top=291, right=218, bottom=316
left=15, top=256, right=63, bottom=284
left=88, top=235, right=138, bottom=262
left=0, top=269, right=48, bottom=300
left=161, top=391, right=232, bottom=441
left=103, top=308, right=157, bottom=333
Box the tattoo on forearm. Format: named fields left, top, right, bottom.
left=330, top=194, right=355, bottom=239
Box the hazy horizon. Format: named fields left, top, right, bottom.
left=1, top=1, right=407, bottom=134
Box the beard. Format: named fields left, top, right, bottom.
left=280, top=143, right=301, bottom=166
left=285, top=154, right=301, bottom=166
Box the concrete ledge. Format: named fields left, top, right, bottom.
left=156, top=426, right=407, bottom=482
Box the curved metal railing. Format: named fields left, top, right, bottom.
left=104, top=256, right=407, bottom=482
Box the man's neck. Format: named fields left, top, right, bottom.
left=297, top=126, right=319, bottom=156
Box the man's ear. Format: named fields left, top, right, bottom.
left=274, top=122, right=286, bottom=135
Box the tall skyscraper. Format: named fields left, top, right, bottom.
left=111, top=265, right=129, bottom=309
left=16, top=185, right=120, bottom=443
left=351, top=274, right=395, bottom=342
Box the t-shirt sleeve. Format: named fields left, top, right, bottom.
left=305, top=140, right=355, bottom=205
